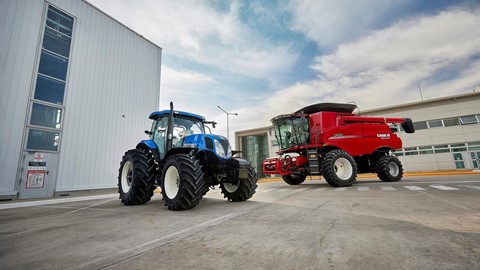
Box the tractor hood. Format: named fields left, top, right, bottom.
left=182, top=133, right=232, bottom=159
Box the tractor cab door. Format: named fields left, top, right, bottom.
left=152, top=117, right=168, bottom=159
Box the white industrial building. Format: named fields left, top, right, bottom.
left=236, top=91, right=480, bottom=178
left=0, top=0, right=162, bottom=199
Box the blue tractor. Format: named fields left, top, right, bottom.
left=118, top=102, right=258, bottom=210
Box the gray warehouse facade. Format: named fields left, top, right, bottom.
left=236, top=92, right=480, bottom=177
left=0, top=0, right=162, bottom=199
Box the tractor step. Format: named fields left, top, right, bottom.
left=307, top=149, right=321, bottom=174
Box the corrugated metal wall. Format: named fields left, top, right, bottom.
left=0, top=0, right=45, bottom=195
left=0, top=0, right=162, bottom=194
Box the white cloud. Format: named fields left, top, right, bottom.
left=87, top=0, right=480, bottom=143
left=263, top=7, right=480, bottom=113
left=88, top=0, right=299, bottom=82
left=288, top=0, right=414, bottom=49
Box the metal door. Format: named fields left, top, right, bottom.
left=18, top=151, right=59, bottom=199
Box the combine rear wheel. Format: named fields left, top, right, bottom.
left=321, top=150, right=357, bottom=187
left=282, top=173, right=306, bottom=185
left=161, top=154, right=206, bottom=210
left=221, top=162, right=257, bottom=202
left=118, top=149, right=156, bottom=205
left=375, top=155, right=403, bottom=182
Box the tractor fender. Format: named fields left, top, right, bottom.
left=136, top=140, right=161, bottom=164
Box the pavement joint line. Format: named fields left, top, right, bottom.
left=60, top=198, right=117, bottom=215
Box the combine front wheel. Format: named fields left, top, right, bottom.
left=321, top=150, right=357, bottom=187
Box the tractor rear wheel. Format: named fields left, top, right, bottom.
left=321, top=150, right=357, bottom=187
left=282, top=173, right=306, bottom=185
left=118, top=149, right=156, bottom=205
left=161, top=154, right=206, bottom=210
left=375, top=155, right=403, bottom=182
left=220, top=162, right=257, bottom=202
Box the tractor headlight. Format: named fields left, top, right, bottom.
left=214, top=139, right=226, bottom=158
left=214, top=139, right=232, bottom=158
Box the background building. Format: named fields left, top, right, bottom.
left=0, top=0, right=162, bottom=199
left=236, top=91, right=480, bottom=177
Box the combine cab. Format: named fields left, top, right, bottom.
left=262, top=103, right=414, bottom=187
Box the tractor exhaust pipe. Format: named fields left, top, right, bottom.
left=166, top=101, right=174, bottom=151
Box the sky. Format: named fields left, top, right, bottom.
left=88, top=0, right=480, bottom=146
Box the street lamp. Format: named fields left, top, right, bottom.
left=217, top=105, right=238, bottom=141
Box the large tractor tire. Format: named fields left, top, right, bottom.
left=282, top=173, right=306, bottom=185
left=220, top=162, right=257, bottom=202
left=161, top=154, right=206, bottom=210
left=321, top=150, right=357, bottom=187
left=118, top=149, right=156, bottom=205
left=375, top=155, right=403, bottom=182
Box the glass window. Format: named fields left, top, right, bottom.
left=455, top=161, right=465, bottom=169
left=419, top=146, right=434, bottom=155
left=404, top=147, right=418, bottom=156
left=43, top=27, right=72, bottom=58
left=460, top=115, right=478, bottom=125
left=433, top=144, right=450, bottom=153
left=26, top=129, right=60, bottom=151
left=427, top=119, right=443, bottom=128
left=443, top=117, right=460, bottom=127
left=453, top=153, right=465, bottom=169
left=30, top=103, right=62, bottom=128
left=38, top=50, right=68, bottom=81
left=393, top=150, right=404, bottom=156
left=33, top=74, right=65, bottom=105
left=451, top=143, right=467, bottom=152
left=413, top=121, right=428, bottom=130
left=46, top=6, right=73, bottom=37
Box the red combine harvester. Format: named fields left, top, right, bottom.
left=262, top=103, right=415, bottom=187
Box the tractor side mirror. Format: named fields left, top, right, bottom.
left=145, top=130, right=152, bottom=135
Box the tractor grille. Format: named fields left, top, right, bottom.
left=205, top=137, right=214, bottom=150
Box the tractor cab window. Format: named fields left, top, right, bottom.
left=152, top=117, right=168, bottom=159
left=172, top=117, right=205, bottom=146
left=151, top=116, right=205, bottom=158
left=274, top=117, right=309, bottom=150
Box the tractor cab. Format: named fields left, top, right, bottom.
left=147, top=110, right=208, bottom=159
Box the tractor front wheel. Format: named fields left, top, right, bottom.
left=161, top=154, right=206, bottom=210
left=118, top=149, right=156, bottom=205
left=220, top=162, right=257, bottom=202
left=375, top=155, right=403, bottom=182
left=282, top=173, right=306, bottom=185
left=321, top=150, right=357, bottom=187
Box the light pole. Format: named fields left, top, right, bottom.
left=217, top=105, right=238, bottom=141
